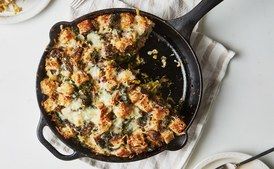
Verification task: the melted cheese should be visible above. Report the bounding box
[134,15,150,36]
[112,29,119,37]
[77,34,85,40]
[60,99,100,127]
[128,107,142,132]
[88,65,100,80]
[128,119,139,132]
[99,89,112,106]
[129,106,142,119]
[67,39,78,48]
[113,117,123,134]
[60,108,84,127]
[87,32,103,49]
[117,69,135,86]
[82,107,101,125]
[69,99,82,110]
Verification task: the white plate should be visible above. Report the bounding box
[0,0,51,24]
[193,152,270,169]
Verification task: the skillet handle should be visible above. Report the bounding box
[168,0,223,41]
[166,133,188,151]
[37,117,82,161]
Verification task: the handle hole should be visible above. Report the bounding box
[42,126,74,155]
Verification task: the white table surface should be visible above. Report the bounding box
[0,0,273,169]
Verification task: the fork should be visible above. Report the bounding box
[70,0,85,9]
[215,147,274,169]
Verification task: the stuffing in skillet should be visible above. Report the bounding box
[40,12,186,158]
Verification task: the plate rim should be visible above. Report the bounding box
[0,0,51,24]
[193,152,270,169]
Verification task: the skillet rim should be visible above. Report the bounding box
[36,8,203,162]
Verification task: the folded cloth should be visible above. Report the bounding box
[47,0,235,169]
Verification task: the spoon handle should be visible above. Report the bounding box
[236,147,274,167]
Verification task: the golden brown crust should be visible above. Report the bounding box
[112,37,134,53]
[169,117,187,135]
[71,70,89,86]
[77,20,93,34]
[160,130,175,144]
[58,125,76,139]
[113,102,132,118]
[45,57,60,71]
[109,136,124,149]
[43,97,58,112]
[151,106,169,120]
[128,130,147,154]
[57,82,74,95]
[97,14,112,33]
[58,94,72,106]
[120,13,135,30]
[128,88,143,103]
[40,78,58,96]
[117,69,135,86]
[59,28,75,45]
[114,147,132,157]
[82,47,94,64]
[135,95,153,113]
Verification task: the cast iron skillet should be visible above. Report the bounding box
[36,0,223,162]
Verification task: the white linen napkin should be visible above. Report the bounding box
[46,0,235,169]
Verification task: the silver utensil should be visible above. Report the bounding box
[215,147,274,169]
[70,0,85,9]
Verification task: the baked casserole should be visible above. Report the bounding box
[40,12,186,158]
